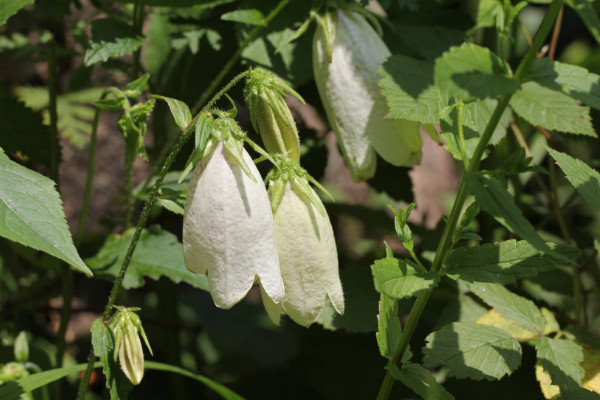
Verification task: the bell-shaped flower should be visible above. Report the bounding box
[109,306,152,386]
[313,8,422,181]
[244,67,304,161]
[262,156,344,327]
[183,115,284,309]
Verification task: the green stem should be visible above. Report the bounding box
[47,40,59,185]
[132,0,146,78]
[124,144,135,229]
[376,2,563,398]
[140,0,290,196]
[76,71,250,400]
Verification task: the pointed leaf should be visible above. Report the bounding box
[371,256,439,299]
[0,157,91,275]
[84,18,144,66]
[0,0,34,26]
[221,9,265,26]
[387,363,455,400]
[376,294,403,359]
[423,322,522,380]
[155,95,192,130]
[537,337,584,392]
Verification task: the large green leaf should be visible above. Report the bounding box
[0,0,34,26]
[445,240,580,283]
[84,18,144,66]
[423,322,522,380]
[529,58,600,111]
[387,363,455,400]
[371,256,439,299]
[509,82,596,136]
[469,282,545,334]
[376,294,403,360]
[0,157,91,276]
[537,337,584,392]
[86,226,208,290]
[466,173,551,253]
[434,43,519,101]
[547,148,600,213]
[378,55,448,124]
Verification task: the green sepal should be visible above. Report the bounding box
[268,177,287,213]
[223,135,256,182]
[275,14,315,54]
[179,113,214,183]
[315,11,336,63]
[345,3,386,37]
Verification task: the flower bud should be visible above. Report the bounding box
[183,137,284,309]
[0,362,28,385]
[109,307,152,386]
[313,9,422,181]
[244,68,303,161]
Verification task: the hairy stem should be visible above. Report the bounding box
[376,1,563,398]
[77,71,250,400]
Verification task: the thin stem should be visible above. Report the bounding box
[456,101,469,169]
[376,2,563,398]
[124,145,135,229]
[77,71,250,400]
[549,5,564,61]
[47,40,59,185]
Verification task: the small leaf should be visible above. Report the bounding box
[466,173,551,254]
[423,322,522,380]
[13,332,28,363]
[509,81,596,136]
[378,55,448,124]
[95,97,125,111]
[371,256,439,299]
[221,9,266,26]
[547,148,600,213]
[84,18,145,66]
[376,294,403,359]
[0,0,34,26]
[86,227,208,290]
[434,43,519,101]
[537,337,584,392]
[469,282,545,334]
[0,157,92,276]
[387,363,455,400]
[445,240,580,283]
[155,95,192,130]
[123,74,150,98]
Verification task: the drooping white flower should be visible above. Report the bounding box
[263,175,344,327]
[183,141,284,309]
[313,8,422,181]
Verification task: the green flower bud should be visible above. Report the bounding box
[244,68,304,161]
[0,362,28,385]
[109,306,152,386]
[14,331,29,364]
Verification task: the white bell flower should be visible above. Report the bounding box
[183,141,284,309]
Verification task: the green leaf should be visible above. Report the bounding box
[376,294,403,360]
[466,173,551,253]
[423,322,522,380]
[445,240,580,283]
[84,18,144,66]
[559,389,600,400]
[537,337,584,392]
[387,363,455,400]
[394,24,465,60]
[0,90,51,163]
[468,282,545,334]
[91,319,133,399]
[547,148,600,213]
[566,0,600,45]
[0,0,34,26]
[155,95,192,130]
[509,81,596,136]
[529,58,600,111]
[86,227,208,290]
[434,43,519,101]
[221,9,266,26]
[0,157,92,276]
[371,256,440,299]
[378,55,448,124]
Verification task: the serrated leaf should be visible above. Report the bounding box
[469,282,545,334]
[376,294,402,359]
[84,18,144,66]
[0,90,51,163]
[0,0,34,26]
[0,157,92,276]
[387,363,455,400]
[566,0,600,45]
[221,9,265,26]
[86,227,208,290]
[582,346,600,394]
[155,95,191,130]
[434,43,519,101]
[537,337,584,392]
[477,309,538,341]
[371,256,439,299]
[466,173,551,253]
[378,55,448,124]
[529,58,600,111]
[547,148,600,213]
[537,363,561,399]
[423,322,522,380]
[509,81,596,136]
[445,240,580,283]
